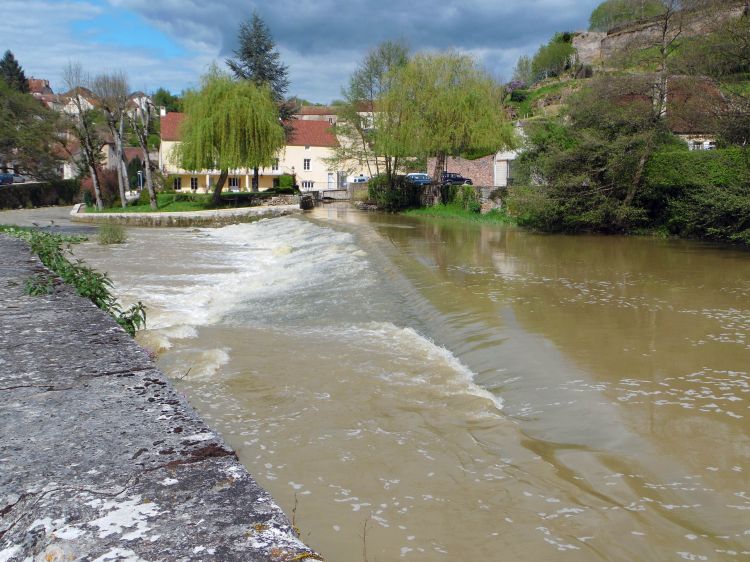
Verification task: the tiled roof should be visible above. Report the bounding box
[297,105,337,116]
[161,113,338,147]
[287,119,338,147]
[123,147,143,163]
[160,112,185,141]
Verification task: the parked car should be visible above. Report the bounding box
[0,173,13,186]
[351,174,370,184]
[405,173,432,186]
[12,174,26,183]
[441,172,473,185]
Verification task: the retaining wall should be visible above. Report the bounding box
[0,234,320,561]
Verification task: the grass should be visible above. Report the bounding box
[98,222,127,245]
[87,193,209,213]
[508,80,577,119]
[0,225,146,336]
[403,204,516,225]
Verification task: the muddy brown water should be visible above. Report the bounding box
[65,205,750,561]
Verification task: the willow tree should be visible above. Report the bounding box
[381,52,515,192]
[175,69,285,205]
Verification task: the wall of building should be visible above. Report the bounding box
[427,155,495,186]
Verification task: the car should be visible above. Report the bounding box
[12,174,26,183]
[405,173,432,186]
[0,173,13,186]
[441,172,473,186]
[351,174,370,184]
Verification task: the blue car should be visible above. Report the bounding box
[406,173,432,186]
[0,173,14,186]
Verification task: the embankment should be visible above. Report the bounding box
[0,234,320,561]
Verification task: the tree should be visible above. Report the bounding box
[152,87,181,113]
[324,41,409,181]
[174,68,286,206]
[92,72,130,207]
[226,12,293,191]
[0,80,62,178]
[0,50,29,93]
[512,55,534,86]
[382,52,515,193]
[130,95,158,209]
[62,63,105,210]
[126,155,143,189]
[531,34,576,81]
[589,0,666,32]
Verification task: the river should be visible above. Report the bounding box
[62,205,750,561]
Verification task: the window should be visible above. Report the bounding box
[272,159,279,171]
[301,180,314,189]
[328,118,333,124]
[190,177,198,190]
[229,177,240,188]
[173,177,182,190]
[303,158,311,171]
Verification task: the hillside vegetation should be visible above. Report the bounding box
[506,0,750,244]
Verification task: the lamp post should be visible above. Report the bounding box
[137,170,143,191]
[291,166,297,191]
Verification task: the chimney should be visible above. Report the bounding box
[159,106,167,117]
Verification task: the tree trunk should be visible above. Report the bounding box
[432,151,447,205]
[143,153,157,210]
[212,170,229,206]
[89,163,104,211]
[117,118,129,205]
[253,167,259,192]
[624,145,651,208]
[114,134,127,208]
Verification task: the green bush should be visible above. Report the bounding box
[454,184,481,213]
[0,179,80,210]
[368,175,423,211]
[278,174,294,188]
[98,223,127,245]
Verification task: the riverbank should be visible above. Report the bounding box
[403,203,515,224]
[0,234,319,561]
[70,203,303,227]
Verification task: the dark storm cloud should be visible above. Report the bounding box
[110,0,601,101]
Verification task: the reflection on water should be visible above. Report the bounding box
[73,207,750,561]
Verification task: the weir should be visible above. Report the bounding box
[0,234,319,561]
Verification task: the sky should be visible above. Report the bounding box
[5,0,601,103]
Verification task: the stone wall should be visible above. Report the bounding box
[0,234,319,561]
[427,155,494,186]
[574,3,746,66]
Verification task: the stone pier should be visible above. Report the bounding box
[0,235,320,561]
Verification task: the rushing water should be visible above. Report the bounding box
[70,206,750,561]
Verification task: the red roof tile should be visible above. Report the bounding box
[287,119,338,147]
[160,113,338,147]
[160,112,185,142]
[297,105,337,116]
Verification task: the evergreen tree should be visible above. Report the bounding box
[0,50,29,93]
[226,12,293,190]
[152,87,181,113]
[226,12,289,102]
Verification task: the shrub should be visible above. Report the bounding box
[454,184,481,212]
[0,179,80,210]
[81,170,121,208]
[278,174,294,188]
[510,89,529,103]
[368,175,423,211]
[98,222,127,245]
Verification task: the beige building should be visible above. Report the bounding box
[159,112,349,192]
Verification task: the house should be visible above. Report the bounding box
[295,105,338,125]
[159,113,354,192]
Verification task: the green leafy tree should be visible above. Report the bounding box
[127,155,143,189]
[152,87,181,113]
[382,52,515,194]
[324,41,410,181]
[512,55,534,86]
[226,12,294,191]
[174,68,285,205]
[531,34,576,81]
[0,80,62,178]
[589,0,666,32]
[0,50,29,93]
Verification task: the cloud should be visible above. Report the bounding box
[6,0,601,101]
